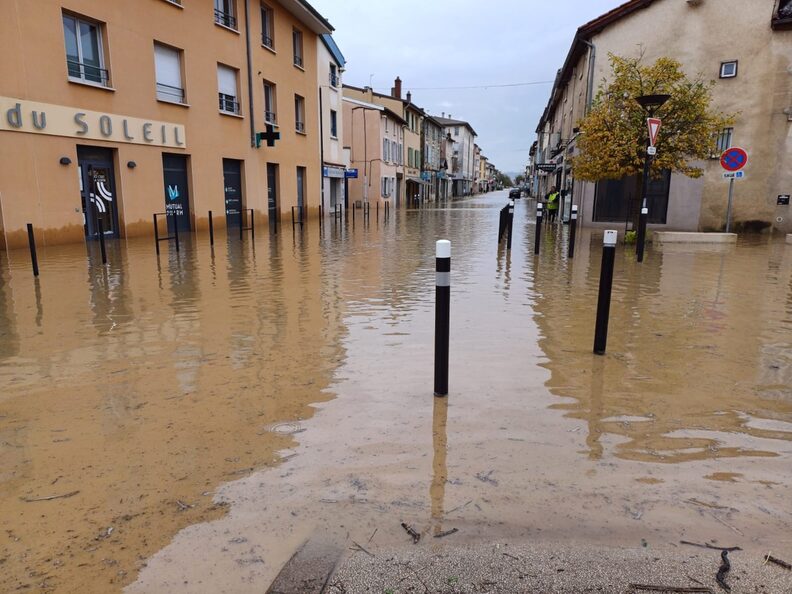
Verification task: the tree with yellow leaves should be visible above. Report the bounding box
[571,54,734,184]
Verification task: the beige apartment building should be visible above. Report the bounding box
[342,96,405,208]
[0,0,333,250]
[534,0,792,233]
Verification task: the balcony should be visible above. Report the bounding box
[214,8,237,30]
[295,121,305,133]
[156,82,185,103]
[264,111,277,126]
[262,34,274,48]
[329,72,339,87]
[67,60,110,87]
[293,54,303,68]
[218,93,240,115]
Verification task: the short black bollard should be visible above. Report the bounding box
[26,223,39,277]
[498,204,508,243]
[534,203,543,255]
[376,201,379,222]
[153,214,160,255]
[240,209,245,241]
[434,240,451,397]
[568,205,578,259]
[208,210,214,246]
[636,205,648,263]
[97,218,107,265]
[506,199,515,251]
[250,210,255,240]
[593,230,618,355]
[173,216,180,253]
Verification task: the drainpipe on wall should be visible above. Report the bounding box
[581,39,596,114]
[244,0,256,147]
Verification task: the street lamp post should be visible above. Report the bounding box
[634,94,670,263]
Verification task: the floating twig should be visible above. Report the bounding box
[350,540,374,557]
[708,512,743,536]
[679,541,742,552]
[764,554,791,570]
[175,500,194,511]
[367,528,378,544]
[475,470,499,486]
[21,490,80,502]
[630,585,713,593]
[433,527,458,539]
[401,522,420,544]
[716,550,731,592]
[446,500,472,515]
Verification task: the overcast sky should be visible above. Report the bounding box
[310,0,626,175]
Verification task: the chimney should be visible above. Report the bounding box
[406,91,412,104]
[448,114,452,119]
[441,112,445,118]
[393,76,402,99]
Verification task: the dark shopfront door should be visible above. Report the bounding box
[223,159,243,229]
[77,146,119,240]
[267,163,278,226]
[162,154,191,233]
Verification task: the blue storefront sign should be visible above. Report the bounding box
[344,168,359,179]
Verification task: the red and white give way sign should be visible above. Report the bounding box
[647,118,661,147]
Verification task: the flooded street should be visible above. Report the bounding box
[1,191,791,592]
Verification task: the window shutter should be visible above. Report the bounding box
[155,44,181,88]
[217,65,237,96]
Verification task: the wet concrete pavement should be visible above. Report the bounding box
[1,191,790,592]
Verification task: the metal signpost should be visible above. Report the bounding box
[637,117,661,263]
[720,147,748,233]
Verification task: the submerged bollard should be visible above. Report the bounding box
[534,203,543,255]
[593,230,618,355]
[173,216,180,253]
[208,210,214,246]
[26,223,39,277]
[568,205,578,259]
[434,240,451,397]
[153,214,160,255]
[506,199,515,250]
[97,218,107,265]
[636,206,648,263]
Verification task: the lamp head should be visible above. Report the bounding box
[635,94,671,112]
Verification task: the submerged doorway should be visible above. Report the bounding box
[77,146,120,240]
[162,154,191,233]
[267,162,279,227]
[223,158,244,229]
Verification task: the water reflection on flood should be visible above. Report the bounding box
[1,193,791,593]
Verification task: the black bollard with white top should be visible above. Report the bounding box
[434,240,451,397]
[506,199,515,250]
[568,205,578,259]
[593,230,618,355]
[636,205,648,263]
[534,203,543,255]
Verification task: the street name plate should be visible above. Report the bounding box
[723,171,745,180]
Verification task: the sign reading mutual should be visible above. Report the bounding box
[778,195,791,206]
[535,163,556,173]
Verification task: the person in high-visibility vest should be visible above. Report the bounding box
[546,186,560,223]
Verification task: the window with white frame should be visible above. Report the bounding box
[720,60,738,79]
[263,80,277,124]
[711,127,733,158]
[215,0,237,29]
[294,94,305,132]
[62,13,109,86]
[154,43,185,103]
[261,4,274,48]
[292,29,303,68]
[217,64,240,114]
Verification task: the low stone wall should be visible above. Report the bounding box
[654,232,738,244]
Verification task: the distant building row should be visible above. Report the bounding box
[0,0,497,250]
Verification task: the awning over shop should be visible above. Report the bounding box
[407,176,430,185]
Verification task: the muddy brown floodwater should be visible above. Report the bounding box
[1,191,791,593]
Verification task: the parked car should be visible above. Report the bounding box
[509,188,522,199]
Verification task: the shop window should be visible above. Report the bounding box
[154,42,185,103]
[62,12,110,86]
[719,60,738,79]
[217,64,240,114]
